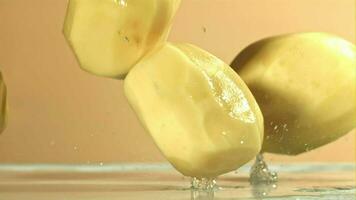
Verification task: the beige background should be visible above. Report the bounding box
[0,0,354,164]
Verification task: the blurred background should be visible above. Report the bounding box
[0,0,354,164]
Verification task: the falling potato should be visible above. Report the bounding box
[231,32,356,155]
[62,0,265,178]
[125,43,264,178]
[63,0,181,78]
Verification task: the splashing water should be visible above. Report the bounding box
[190,177,217,200]
[249,154,278,185]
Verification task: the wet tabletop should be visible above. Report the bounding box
[0,163,354,200]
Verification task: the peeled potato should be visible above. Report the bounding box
[231,32,356,155]
[125,43,264,178]
[0,71,6,133]
[63,0,180,78]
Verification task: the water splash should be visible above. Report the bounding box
[251,182,278,198]
[190,177,217,200]
[249,154,278,185]
[249,154,278,198]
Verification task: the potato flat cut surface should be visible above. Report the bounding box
[64,0,180,78]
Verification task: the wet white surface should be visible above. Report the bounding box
[0,163,354,200]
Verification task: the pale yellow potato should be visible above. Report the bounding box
[125,43,263,178]
[231,32,356,155]
[0,71,6,133]
[64,0,180,78]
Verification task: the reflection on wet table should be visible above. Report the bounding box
[0,163,354,200]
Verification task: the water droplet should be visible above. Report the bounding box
[49,140,56,146]
[240,140,244,144]
[304,143,311,151]
[115,0,127,7]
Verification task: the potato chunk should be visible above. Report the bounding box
[125,43,263,178]
[64,0,180,78]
